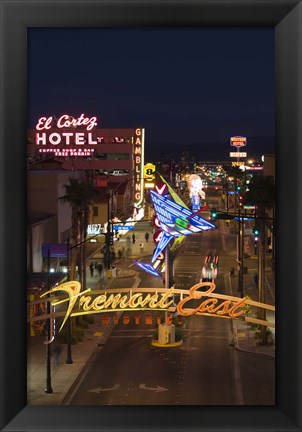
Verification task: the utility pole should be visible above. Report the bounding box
[240,210,245,298]
[105,188,111,270]
[258,216,267,344]
[237,208,244,298]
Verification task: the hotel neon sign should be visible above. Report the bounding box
[39,281,275,331]
[35,114,98,147]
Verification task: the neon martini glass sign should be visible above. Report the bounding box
[133,190,216,277]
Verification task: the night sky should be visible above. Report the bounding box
[28,28,275,161]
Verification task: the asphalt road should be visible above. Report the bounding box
[66,192,274,406]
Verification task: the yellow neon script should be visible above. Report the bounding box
[41,281,249,331]
[176,283,246,318]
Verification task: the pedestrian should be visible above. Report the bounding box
[89,262,94,277]
[230,267,235,277]
[132,233,136,244]
[145,232,149,242]
[52,340,62,366]
[118,250,122,259]
[97,263,103,276]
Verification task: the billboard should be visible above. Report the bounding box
[230,136,247,147]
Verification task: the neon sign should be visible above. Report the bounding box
[230,152,247,157]
[155,183,168,196]
[38,148,95,156]
[230,136,247,147]
[87,224,103,235]
[187,174,204,212]
[36,114,97,131]
[133,190,216,277]
[133,128,145,208]
[144,163,156,182]
[39,281,275,331]
[35,114,98,148]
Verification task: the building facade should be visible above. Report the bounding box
[27,121,145,216]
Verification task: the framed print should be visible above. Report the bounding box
[1,0,301,431]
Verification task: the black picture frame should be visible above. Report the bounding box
[1,0,301,431]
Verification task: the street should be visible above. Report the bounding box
[65,218,275,405]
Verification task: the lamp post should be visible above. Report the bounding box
[236,208,244,298]
[105,187,111,270]
[65,238,73,364]
[44,249,53,393]
[257,215,267,344]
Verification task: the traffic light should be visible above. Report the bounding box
[237,185,241,191]
[106,231,114,246]
[253,227,260,236]
[211,208,217,219]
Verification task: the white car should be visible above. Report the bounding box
[112,170,126,176]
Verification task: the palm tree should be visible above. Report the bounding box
[59,178,98,287]
[78,181,99,292]
[244,174,275,344]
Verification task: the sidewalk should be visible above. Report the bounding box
[219,219,275,357]
[27,266,141,405]
[227,268,275,358]
[112,221,156,261]
[27,221,156,406]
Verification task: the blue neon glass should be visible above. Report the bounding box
[133,190,216,278]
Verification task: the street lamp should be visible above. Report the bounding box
[65,238,73,364]
[105,187,112,270]
[44,249,53,393]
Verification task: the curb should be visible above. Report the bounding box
[226,273,275,358]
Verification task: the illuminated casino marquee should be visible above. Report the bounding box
[39,281,275,331]
[133,128,145,208]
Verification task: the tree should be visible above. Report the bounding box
[244,175,275,211]
[244,174,275,344]
[59,178,98,287]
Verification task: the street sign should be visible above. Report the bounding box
[113,225,134,231]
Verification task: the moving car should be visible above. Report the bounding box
[201,250,218,282]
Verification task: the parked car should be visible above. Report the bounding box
[112,170,126,176]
